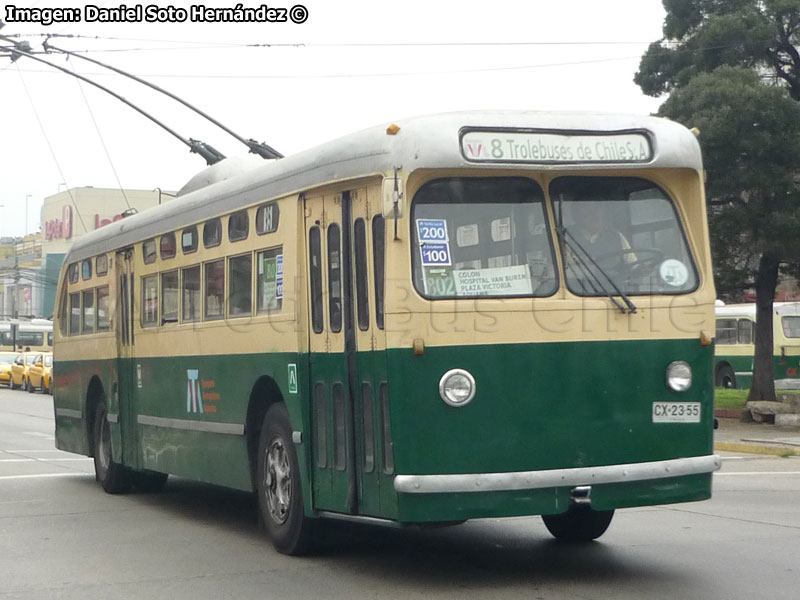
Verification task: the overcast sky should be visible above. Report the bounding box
[0,0,668,239]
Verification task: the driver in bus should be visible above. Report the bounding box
[570,200,636,271]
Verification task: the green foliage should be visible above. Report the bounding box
[714,387,749,409]
[658,67,800,294]
[636,0,800,99]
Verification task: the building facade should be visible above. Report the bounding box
[0,187,171,319]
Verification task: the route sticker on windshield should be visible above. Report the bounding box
[417,219,452,267]
[659,259,689,287]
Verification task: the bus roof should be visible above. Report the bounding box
[64,110,703,264]
[715,302,800,318]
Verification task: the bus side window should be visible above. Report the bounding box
[161,271,179,324]
[82,289,95,334]
[372,215,385,330]
[228,254,252,316]
[97,286,110,332]
[203,219,222,248]
[716,319,737,344]
[309,226,324,334]
[256,248,283,313]
[142,275,158,327]
[228,210,249,242]
[182,265,201,322]
[737,319,753,345]
[69,293,81,335]
[354,218,369,331]
[143,239,157,265]
[204,260,225,320]
[327,224,342,332]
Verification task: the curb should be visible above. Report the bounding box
[714,441,800,457]
[714,408,745,419]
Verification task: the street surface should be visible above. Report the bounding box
[1,388,799,600]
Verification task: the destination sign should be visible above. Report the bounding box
[461,130,652,164]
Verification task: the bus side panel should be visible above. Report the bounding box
[53,355,116,456]
[133,351,300,492]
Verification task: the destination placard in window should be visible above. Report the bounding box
[461,130,652,164]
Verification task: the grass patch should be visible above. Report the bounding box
[714,387,749,410]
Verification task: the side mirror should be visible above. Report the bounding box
[35,362,43,368]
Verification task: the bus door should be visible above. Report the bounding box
[114,248,138,467]
[305,189,389,517]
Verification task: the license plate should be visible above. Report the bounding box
[652,402,701,423]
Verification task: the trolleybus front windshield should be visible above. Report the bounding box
[551,176,698,296]
[411,177,557,298]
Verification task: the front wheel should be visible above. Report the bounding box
[256,403,315,555]
[93,401,132,494]
[542,506,614,541]
[27,378,34,393]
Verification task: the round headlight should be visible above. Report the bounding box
[666,361,692,392]
[438,369,476,407]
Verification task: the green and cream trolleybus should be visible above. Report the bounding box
[53,111,720,554]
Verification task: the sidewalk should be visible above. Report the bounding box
[714,413,800,456]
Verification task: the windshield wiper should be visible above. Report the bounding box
[556,225,638,314]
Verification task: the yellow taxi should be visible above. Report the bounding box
[28,352,53,395]
[0,352,17,387]
[10,352,39,391]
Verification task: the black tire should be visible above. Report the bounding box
[21,377,28,392]
[131,470,169,493]
[27,378,34,393]
[716,365,736,389]
[10,377,18,390]
[92,401,132,494]
[542,506,614,541]
[256,403,315,555]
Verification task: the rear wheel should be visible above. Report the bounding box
[716,365,736,388]
[256,403,315,555]
[26,378,34,393]
[93,401,131,494]
[542,506,614,541]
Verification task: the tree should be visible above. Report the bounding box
[636,1,800,403]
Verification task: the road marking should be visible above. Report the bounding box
[0,473,89,481]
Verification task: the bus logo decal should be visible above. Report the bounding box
[187,369,204,414]
[288,364,298,394]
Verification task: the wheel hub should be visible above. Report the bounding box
[264,437,291,525]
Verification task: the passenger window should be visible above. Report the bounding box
[82,259,92,280]
[96,254,108,276]
[738,319,753,345]
[182,226,198,254]
[309,227,323,333]
[327,224,342,333]
[716,319,737,345]
[69,293,80,335]
[256,248,283,313]
[68,263,79,284]
[204,260,225,320]
[354,218,369,331]
[160,233,177,260]
[228,254,252,316]
[143,239,157,265]
[82,289,95,334]
[182,265,201,322]
[96,286,110,332]
[372,215,385,330]
[256,202,280,235]
[141,275,158,327]
[203,218,222,248]
[161,270,179,324]
[228,210,249,242]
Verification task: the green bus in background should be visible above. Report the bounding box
[52,111,720,555]
[714,302,800,389]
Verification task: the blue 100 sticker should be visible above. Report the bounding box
[420,242,451,266]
